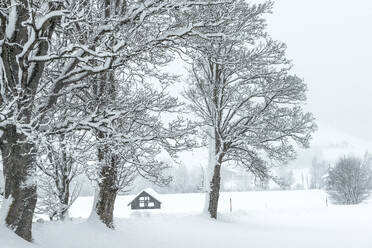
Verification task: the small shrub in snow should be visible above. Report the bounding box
[326,155,372,205]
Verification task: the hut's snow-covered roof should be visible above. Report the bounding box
[128,188,162,205]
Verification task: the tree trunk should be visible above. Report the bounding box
[206,127,225,219]
[94,141,118,228]
[93,68,118,227]
[0,1,57,241]
[203,127,216,213]
[0,125,37,242]
[57,179,70,221]
[207,157,222,219]
[95,180,117,228]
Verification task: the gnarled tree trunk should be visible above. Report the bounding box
[94,133,118,228]
[1,125,37,242]
[95,175,118,228]
[0,1,58,241]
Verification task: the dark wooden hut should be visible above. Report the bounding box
[128,188,162,210]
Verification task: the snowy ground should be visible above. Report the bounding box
[2,190,372,248]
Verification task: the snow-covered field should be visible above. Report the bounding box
[2,190,372,248]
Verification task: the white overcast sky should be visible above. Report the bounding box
[178,0,372,170]
[265,0,372,165]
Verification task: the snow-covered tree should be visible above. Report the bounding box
[326,154,372,205]
[169,163,204,193]
[88,84,190,227]
[184,1,316,218]
[82,67,195,228]
[309,157,328,189]
[0,0,229,240]
[276,169,295,190]
[35,131,90,221]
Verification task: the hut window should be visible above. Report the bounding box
[148,202,154,207]
[139,196,150,208]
